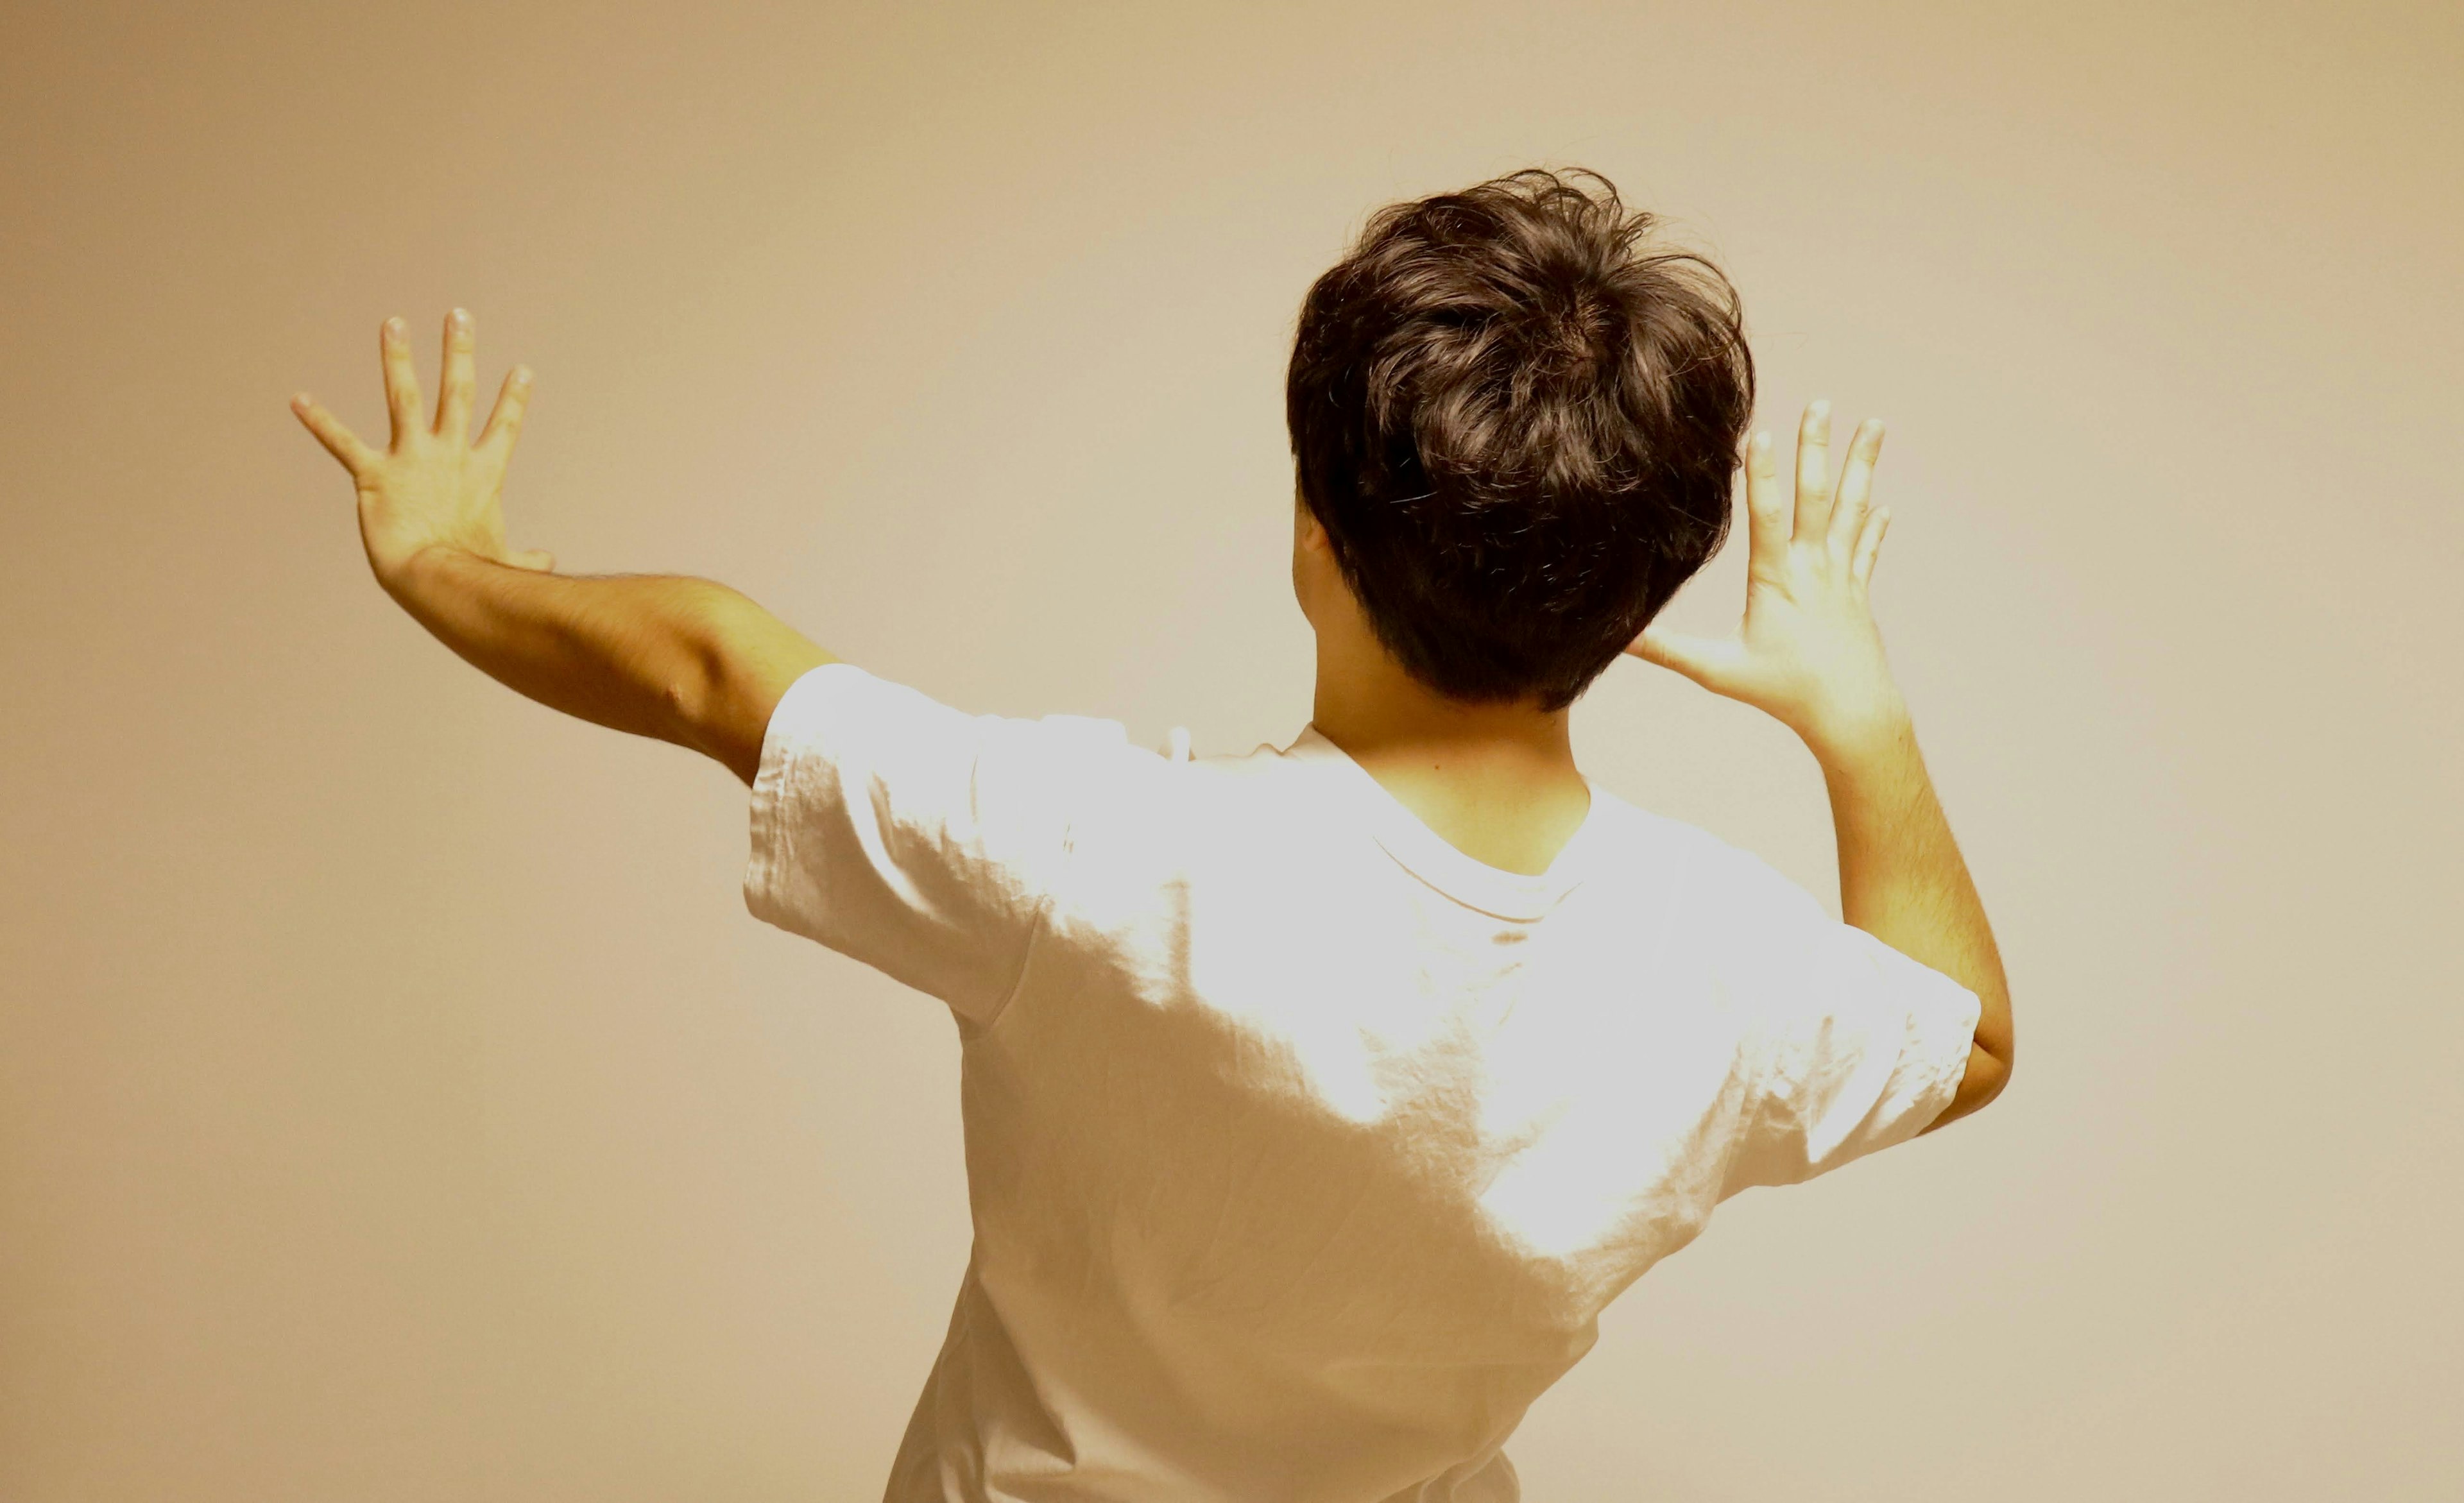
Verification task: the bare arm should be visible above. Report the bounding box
[291,309,834,789]
[1627,402,2013,1133]
[1817,716,2012,1132]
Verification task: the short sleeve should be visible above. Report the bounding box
[742,663,1129,1027]
[1706,843,1984,1195]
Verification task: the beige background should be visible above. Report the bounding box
[4,0,2458,1497]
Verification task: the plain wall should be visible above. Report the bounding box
[3,0,2458,1497]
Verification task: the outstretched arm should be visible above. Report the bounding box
[1627,402,2013,1134]
[291,309,833,788]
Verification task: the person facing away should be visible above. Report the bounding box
[291,166,2015,1502]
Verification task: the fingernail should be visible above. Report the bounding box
[1750,430,1770,450]
[1811,398,1831,417]
[384,316,404,336]
[450,307,470,327]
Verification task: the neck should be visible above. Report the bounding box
[1310,645,1577,777]
[1306,630,1593,876]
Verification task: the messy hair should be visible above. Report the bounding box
[1286,167,1754,710]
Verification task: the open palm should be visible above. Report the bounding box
[290,309,553,591]
[1626,400,1909,759]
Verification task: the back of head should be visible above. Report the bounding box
[1286,167,1754,712]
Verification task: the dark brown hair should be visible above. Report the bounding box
[1286,167,1754,711]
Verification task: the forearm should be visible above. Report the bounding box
[1814,714,2015,1091]
[384,547,733,759]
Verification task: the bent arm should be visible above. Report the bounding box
[1630,404,2013,1136]
[387,547,834,788]
[1815,713,2013,1133]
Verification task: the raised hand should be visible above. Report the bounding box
[291,309,554,592]
[1625,400,1910,761]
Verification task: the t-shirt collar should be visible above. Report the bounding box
[1282,724,1600,921]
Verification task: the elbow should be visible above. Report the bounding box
[1974,1041,2014,1112]
[1972,987,2016,1110]
[1926,985,2013,1136]
[1921,1037,2012,1137]
[1974,973,2015,1080]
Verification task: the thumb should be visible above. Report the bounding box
[1625,623,1746,689]
[509,548,556,572]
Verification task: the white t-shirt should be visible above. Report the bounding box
[744,663,1981,1503]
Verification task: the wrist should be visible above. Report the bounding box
[1797,692,1916,774]
[380,541,488,602]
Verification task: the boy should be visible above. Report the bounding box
[292,167,2013,1502]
